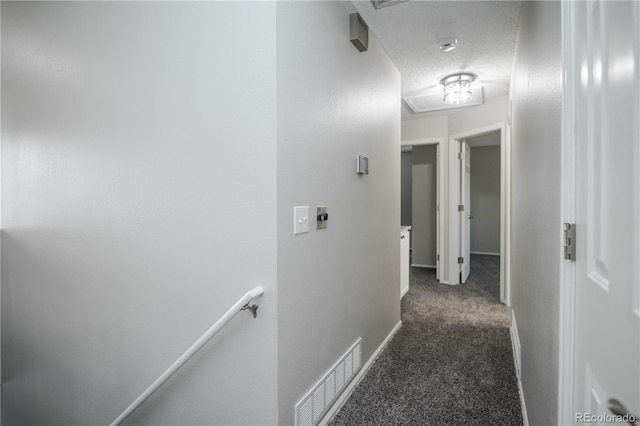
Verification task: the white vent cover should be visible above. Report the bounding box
[294,338,362,426]
[404,86,485,114]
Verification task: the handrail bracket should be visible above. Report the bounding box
[241,303,259,318]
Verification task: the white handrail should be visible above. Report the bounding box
[111,286,265,426]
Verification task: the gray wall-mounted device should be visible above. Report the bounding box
[357,155,369,174]
[350,13,369,52]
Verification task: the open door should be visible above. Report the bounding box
[569,0,639,420]
[460,141,471,283]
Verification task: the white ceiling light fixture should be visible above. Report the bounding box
[440,72,477,104]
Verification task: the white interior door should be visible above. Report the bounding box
[460,141,471,283]
[572,0,640,422]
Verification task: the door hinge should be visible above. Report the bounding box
[564,223,576,261]
[458,204,465,212]
[458,257,464,264]
[458,152,464,160]
[437,254,440,261]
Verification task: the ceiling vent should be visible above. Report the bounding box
[371,0,409,10]
[404,87,485,114]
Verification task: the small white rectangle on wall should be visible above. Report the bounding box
[294,338,362,426]
[356,155,369,174]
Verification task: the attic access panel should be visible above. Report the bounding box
[371,0,409,10]
[404,87,485,114]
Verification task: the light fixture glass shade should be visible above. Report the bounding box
[440,73,477,104]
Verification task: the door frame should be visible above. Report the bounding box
[401,137,444,282]
[449,122,510,304]
[558,1,577,423]
[460,140,471,284]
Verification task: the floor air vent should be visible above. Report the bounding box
[295,338,362,426]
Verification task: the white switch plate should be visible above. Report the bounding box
[294,206,309,235]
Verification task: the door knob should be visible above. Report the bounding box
[608,398,639,425]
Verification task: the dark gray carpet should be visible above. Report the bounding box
[330,255,523,426]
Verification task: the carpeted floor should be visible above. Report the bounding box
[329,255,523,426]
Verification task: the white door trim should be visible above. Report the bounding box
[401,138,445,283]
[558,1,577,423]
[449,123,510,305]
[461,140,471,283]
[558,2,578,425]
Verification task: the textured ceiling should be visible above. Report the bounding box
[352,0,522,120]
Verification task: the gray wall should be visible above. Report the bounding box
[411,145,437,267]
[2,2,279,425]
[448,97,508,135]
[2,2,402,425]
[470,145,501,254]
[401,151,412,227]
[510,1,562,424]
[2,2,402,424]
[276,2,401,424]
[402,97,508,284]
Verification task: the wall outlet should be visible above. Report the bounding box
[317,206,328,229]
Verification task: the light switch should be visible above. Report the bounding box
[294,206,309,235]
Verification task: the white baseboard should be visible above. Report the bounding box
[318,320,402,426]
[410,264,436,269]
[401,287,409,298]
[510,310,529,426]
[470,251,500,256]
[517,376,529,426]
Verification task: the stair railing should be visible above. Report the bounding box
[111,286,264,425]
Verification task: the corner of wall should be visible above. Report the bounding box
[509,1,562,424]
[276,2,401,424]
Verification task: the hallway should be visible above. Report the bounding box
[330,255,522,425]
